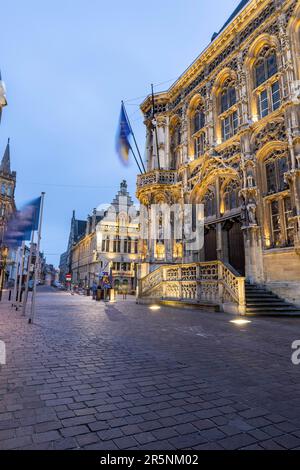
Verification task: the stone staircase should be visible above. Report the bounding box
[245,284,300,317]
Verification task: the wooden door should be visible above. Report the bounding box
[227,220,245,275]
[204,225,217,261]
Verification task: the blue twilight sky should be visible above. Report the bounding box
[1,0,241,266]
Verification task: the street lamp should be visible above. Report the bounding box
[0,245,9,301]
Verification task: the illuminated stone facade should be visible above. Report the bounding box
[137,0,300,306]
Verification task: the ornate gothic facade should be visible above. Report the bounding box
[137,0,300,308]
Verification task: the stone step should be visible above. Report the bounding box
[246,305,300,312]
[246,301,291,307]
[245,310,300,317]
[246,295,280,300]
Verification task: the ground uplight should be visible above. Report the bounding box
[230,318,252,325]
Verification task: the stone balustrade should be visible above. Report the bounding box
[138,261,246,314]
[137,170,177,189]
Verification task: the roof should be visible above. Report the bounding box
[211,0,250,41]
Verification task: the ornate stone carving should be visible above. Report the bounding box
[253,121,287,152]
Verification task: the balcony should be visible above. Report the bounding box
[137,170,177,189]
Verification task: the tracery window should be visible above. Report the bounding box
[264,150,294,248]
[221,83,236,113]
[254,47,281,118]
[194,133,205,158]
[219,78,238,142]
[255,48,278,87]
[203,187,216,218]
[193,103,205,133]
[223,180,241,212]
[264,151,289,195]
[1,183,6,195]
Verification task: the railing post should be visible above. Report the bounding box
[162,266,167,299]
[178,266,182,300]
[217,262,224,306]
[137,278,142,300]
[238,278,246,315]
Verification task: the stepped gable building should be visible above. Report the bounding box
[71,181,140,292]
[136,0,300,312]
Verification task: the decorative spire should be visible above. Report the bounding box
[0,138,11,174]
[120,179,128,194]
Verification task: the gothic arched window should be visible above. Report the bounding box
[193,103,205,133]
[203,188,216,218]
[219,78,238,142]
[263,150,294,249]
[221,83,236,113]
[255,48,278,87]
[264,150,289,195]
[223,180,241,212]
[254,47,281,118]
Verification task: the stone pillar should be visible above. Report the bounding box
[145,123,153,171]
[240,186,264,284]
[157,117,167,169]
[215,177,222,261]
[237,51,249,127]
[181,104,189,164]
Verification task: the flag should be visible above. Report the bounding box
[4,197,41,248]
[116,103,132,165]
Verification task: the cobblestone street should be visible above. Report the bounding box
[1,287,300,450]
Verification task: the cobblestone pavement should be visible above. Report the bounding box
[1,287,300,450]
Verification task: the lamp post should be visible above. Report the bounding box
[0,245,9,301]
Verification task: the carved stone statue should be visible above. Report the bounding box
[246,200,257,225]
[247,172,255,188]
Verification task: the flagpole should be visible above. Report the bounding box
[122,102,146,174]
[16,241,25,311]
[151,84,161,170]
[129,143,143,174]
[28,192,45,325]
[22,229,35,317]
[11,247,20,307]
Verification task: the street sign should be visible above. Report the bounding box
[66,274,72,282]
